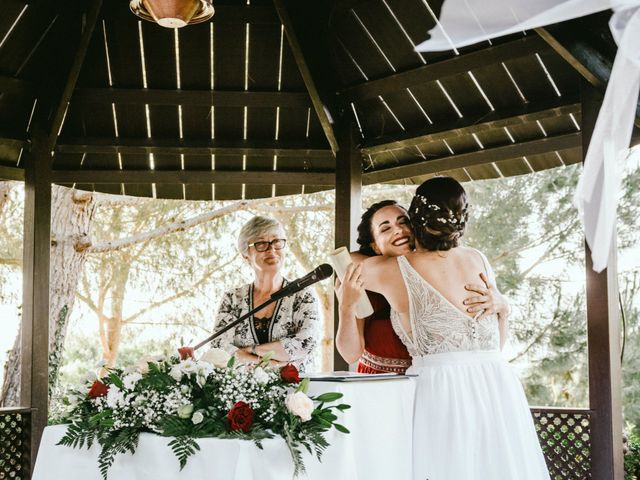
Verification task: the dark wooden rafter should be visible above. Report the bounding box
[0,75,35,97]
[0,136,29,149]
[47,0,103,150]
[0,165,25,181]
[339,35,550,104]
[273,0,339,155]
[536,20,640,126]
[363,132,581,184]
[55,138,333,158]
[361,96,580,155]
[50,169,333,185]
[210,4,279,24]
[71,88,311,108]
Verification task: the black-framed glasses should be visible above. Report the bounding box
[248,238,287,252]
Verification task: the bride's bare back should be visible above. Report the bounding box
[362,246,487,337]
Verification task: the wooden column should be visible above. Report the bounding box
[581,80,624,479]
[333,123,362,371]
[21,128,52,467]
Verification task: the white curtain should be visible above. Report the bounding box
[417,0,640,272]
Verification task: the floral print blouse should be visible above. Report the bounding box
[211,280,320,372]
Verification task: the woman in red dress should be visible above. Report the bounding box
[335,200,508,374]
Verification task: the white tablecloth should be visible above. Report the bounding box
[32,378,416,480]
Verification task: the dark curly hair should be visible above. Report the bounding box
[409,177,469,251]
[356,200,407,257]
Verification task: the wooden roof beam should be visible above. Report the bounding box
[339,35,550,104]
[0,76,35,98]
[55,138,334,159]
[0,165,25,181]
[47,0,103,150]
[273,0,339,155]
[71,88,311,108]
[50,169,334,185]
[361,96,580,155]
[363,132,581,184]
[536,20,640,126]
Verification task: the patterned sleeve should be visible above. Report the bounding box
[280,289,320,362]
[211,290,240,355]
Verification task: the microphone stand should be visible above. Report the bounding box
[192,296,278,351]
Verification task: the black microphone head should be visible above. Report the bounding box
[316,263,334,280]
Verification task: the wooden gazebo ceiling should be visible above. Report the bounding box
[0,0,616,200]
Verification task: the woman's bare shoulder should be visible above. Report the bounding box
[349,251,368,262]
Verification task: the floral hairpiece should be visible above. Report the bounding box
[412,194,467,226]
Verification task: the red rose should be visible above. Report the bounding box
[178,346,194,360]
[227,401,254,432]
[88,380,109,399]
[280,364,300,383]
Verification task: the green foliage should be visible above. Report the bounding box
[57,355,349,478]
[167,436,200,470]
[626,428,640,480]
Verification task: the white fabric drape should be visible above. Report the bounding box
[417,0,640,272]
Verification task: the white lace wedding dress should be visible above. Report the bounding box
[391,255,550,480]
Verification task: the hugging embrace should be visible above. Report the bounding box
[336,177,550,480]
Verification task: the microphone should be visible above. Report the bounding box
[270,264,334,300]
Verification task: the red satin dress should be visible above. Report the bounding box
[356,291,412,374]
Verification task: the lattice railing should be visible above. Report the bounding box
[0,408,30,480]
[531,408,592,480]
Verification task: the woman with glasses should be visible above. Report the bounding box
[211,216,320,371]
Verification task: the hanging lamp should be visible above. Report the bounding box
[130,0,214,28]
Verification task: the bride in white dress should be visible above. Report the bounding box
[360,177,550,480]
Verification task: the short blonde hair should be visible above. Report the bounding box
[237,216,285,256]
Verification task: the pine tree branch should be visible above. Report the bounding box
[0,257,21,267]
[88,197,276,253]
[122,259,234,324]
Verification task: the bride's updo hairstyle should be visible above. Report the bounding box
[409,176,469,251]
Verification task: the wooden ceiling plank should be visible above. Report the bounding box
[55,137,333,159]
[363,132,581,184]
[273,0,338,155]
[51,169,334,185]
[70,88,311,108]
[47,0,103,150]
[0,75,34,97]
[339,35,550,104]
[361,96,580,155]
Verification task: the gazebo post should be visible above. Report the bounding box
[333,123,362,371]
[20,128,52,468]
[581,80,624,479]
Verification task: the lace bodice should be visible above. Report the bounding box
[390,256,500,357]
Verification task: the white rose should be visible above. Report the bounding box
[170,365,183,381]
[253,367,270,385]
[200,348,231,368]
[285,391,314,422]
[85,370,98,383]
[122,372,142,390]
[177,404,194,419]
[192,410,204,425]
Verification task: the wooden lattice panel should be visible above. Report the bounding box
[532,409,592,480]
[0,410,30,480]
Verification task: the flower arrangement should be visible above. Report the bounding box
[56,347,350,479]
